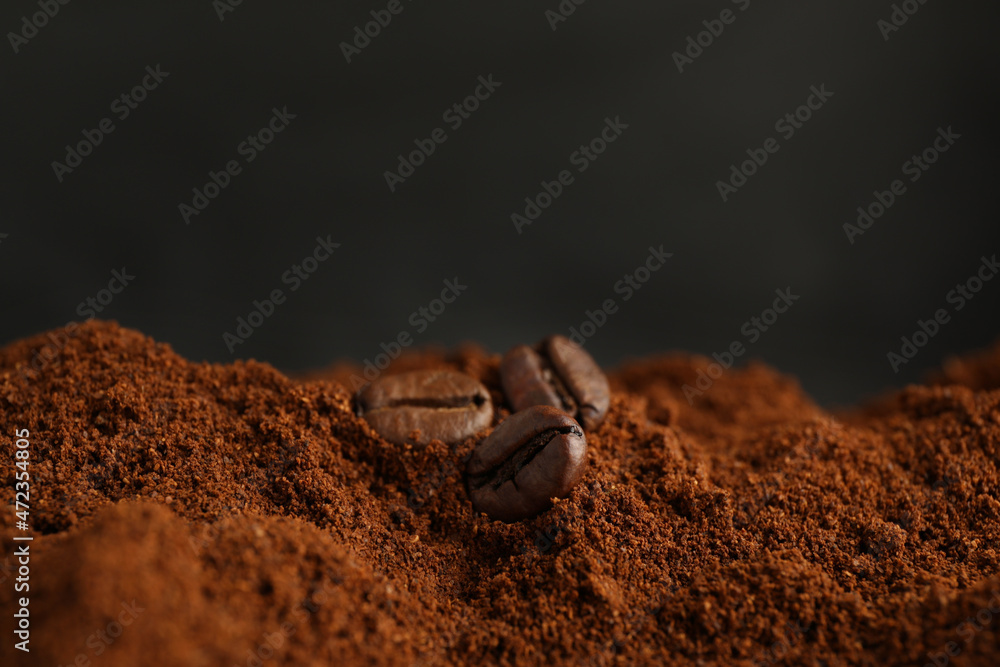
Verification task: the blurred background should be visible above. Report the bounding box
[1,0,998,406]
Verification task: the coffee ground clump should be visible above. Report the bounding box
[1,321,998,665]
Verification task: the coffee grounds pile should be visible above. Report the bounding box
[2,321,999,666]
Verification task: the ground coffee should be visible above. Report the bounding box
[1,322,998,665]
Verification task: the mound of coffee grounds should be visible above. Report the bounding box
[930,339,1000,391]
[1,321,998,666]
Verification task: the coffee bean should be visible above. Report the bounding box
[500,335,610,430]
[466,405,587,522]
[357,370,493,445]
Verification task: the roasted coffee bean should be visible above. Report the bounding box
[466,405,587,522]
[500,335,610,430]
[357,370,493,446]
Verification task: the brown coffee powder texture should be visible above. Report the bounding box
[1,321,999,666]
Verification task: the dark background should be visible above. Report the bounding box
[2,0,998,406]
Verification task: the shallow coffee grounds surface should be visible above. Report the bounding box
[1,322,999,666]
